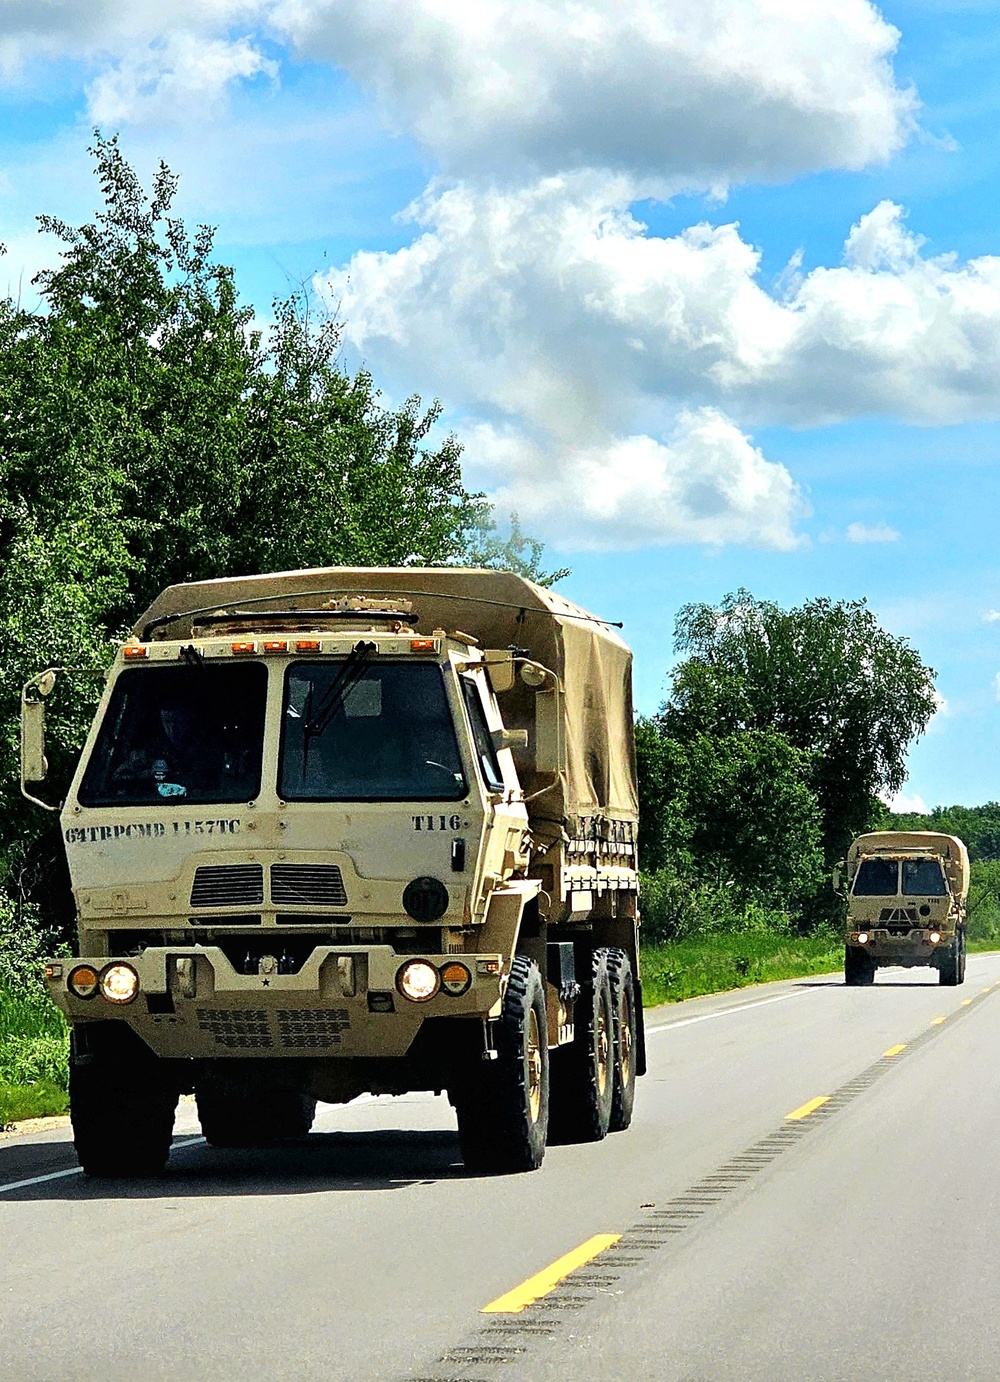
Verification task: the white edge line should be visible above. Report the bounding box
[0,1135,206,1196]
[646,986,823,1034]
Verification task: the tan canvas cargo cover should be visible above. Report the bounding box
[849,831,970,898]
[134,567,638,827]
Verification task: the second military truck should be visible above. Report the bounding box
[843,831,969,986]
[23,568,643,1176]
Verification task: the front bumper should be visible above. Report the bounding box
[846,928,956,964]
[46,945,503,1059]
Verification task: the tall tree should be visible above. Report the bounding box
[668,590,938,872]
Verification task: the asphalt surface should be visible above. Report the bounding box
[5,956,1000,1381]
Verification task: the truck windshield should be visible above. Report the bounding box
[279,662,466,801]
[852,858,899,895]
[78,664,267,807]
[901,858,948,896]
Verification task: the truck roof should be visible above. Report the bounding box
[133,566,638,827]
[849,831,970,895]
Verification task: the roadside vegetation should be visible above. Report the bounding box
[0,140,987,1114]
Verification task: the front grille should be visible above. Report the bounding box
[196,1008,272,1049]
[278,1008,350,1049]
[271,865,347,907]
[190,865,264,909]
[879,907,918,922]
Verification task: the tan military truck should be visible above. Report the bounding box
[841,831,969,987]
[21,568,643,1177]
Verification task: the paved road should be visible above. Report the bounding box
[5,956,1000,1381]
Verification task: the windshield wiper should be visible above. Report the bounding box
[304,642,377,739]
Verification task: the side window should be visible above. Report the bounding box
[461,679,504,792]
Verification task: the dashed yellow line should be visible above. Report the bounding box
[883,1044,907,1058]
[481,1234,622,1313]
[930,1016,947,1025]
[786,1095,830,1121]
[961,999,973,1007]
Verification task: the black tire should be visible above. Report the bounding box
[607,949,637,1133]
[454,956,549,1174]
[939,938,961,986]
[958,931,967,984]
[70,1027,178,1178]
[197,1086,317,1148]
[845,946,875,987]
[548,948,615,1144]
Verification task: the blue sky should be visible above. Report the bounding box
[2,0,1000,809]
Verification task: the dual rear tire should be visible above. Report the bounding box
[196,1087,317,1147]
[454,946,638,1174]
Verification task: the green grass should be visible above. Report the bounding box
[0,984,70,1127]
[640,930,843,1006]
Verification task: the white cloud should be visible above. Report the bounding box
[883,788,929,814]
[993,671,1000,702]
[274,0,915,189]
[846,521,899,543]
[984,610,1000,624]
[87,35,276,126]
[468,409,806,551]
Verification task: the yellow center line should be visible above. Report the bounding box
[930,1016,947,1025]
[786,1095,830,1121]
[481,1233,622,1314]
[961,999,973,1007]
[983,987,992,994]
[883,1044,907,1057]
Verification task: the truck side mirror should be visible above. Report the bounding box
[832,863,845,895]
[483,650,516,693]
[534,687,566,774]
[21,670,59,804]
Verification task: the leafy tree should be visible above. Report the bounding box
[637,717,823,907]
[669,590,937,872]
[0,134,562,928]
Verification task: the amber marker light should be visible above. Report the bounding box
[231,641,257,655]
[440,961,472,996]
[410,639,435,652]
[122,645,148,660]
[68,964,100,999]
[396,959,440,1002]
[263,640,288,654]
[295,639,322,653]
[476,958,502,975]
[100,962,139,1004]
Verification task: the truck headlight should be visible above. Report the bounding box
[396,959,440,1002]
[929,931,941,944]
[856,932,869,945]
[68,964,100,999]
[100,962,139,1004]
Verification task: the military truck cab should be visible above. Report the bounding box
[842,831,969,987]
[23,568,643,1177]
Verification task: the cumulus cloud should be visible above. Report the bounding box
[883,788,929,814]
[274,0,915,189]
[317,182,1000,545]
[87,34,276,125]
[468,409,806,551]
[984,610,1000,624]
[846,521,899,543]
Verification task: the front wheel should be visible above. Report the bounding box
[70,1026,178,1178]
[454,956,549,1174]
[845,945,875,987]
[939,935,963,987]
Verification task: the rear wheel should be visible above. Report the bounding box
[197,1086,317,1148]
[607,949,637,1133]
[958,931,967,984]
[70,1026,178,1178]
[548,948,615,1143]
[844,946,875,986]
[454,955,549,1174]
